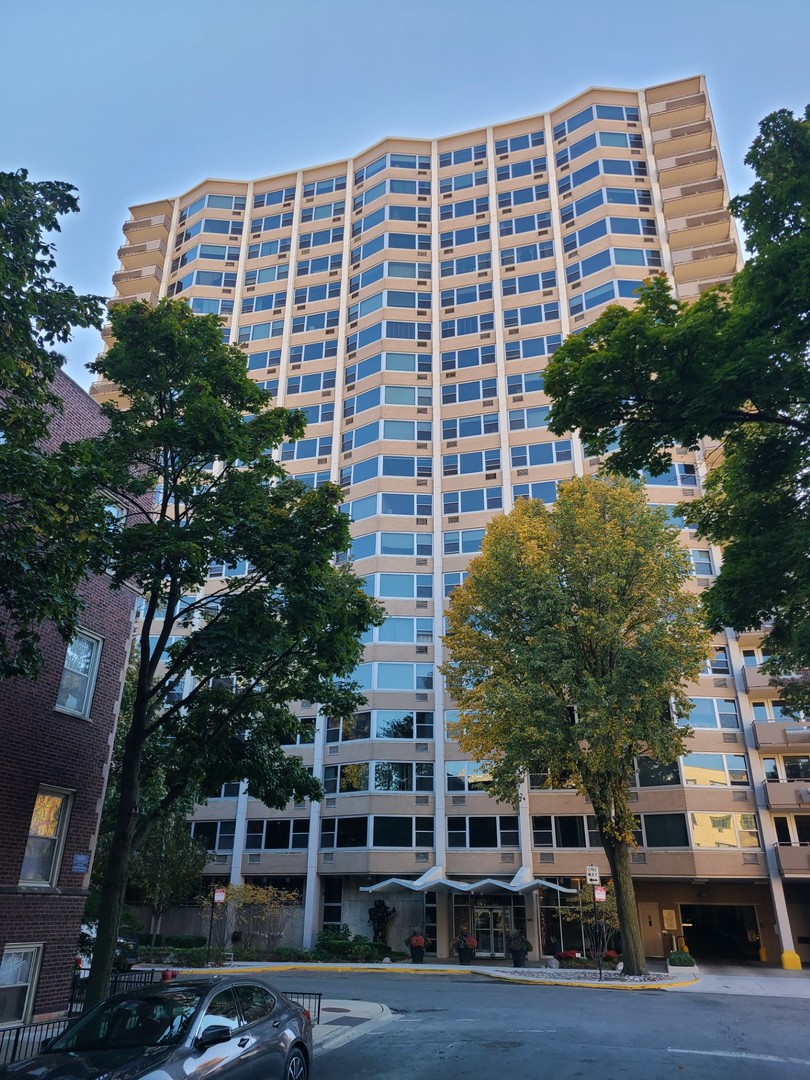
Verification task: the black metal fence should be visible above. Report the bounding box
[69,968,163,1015]
[0,1018,71,1066]
[284,991,322,1025]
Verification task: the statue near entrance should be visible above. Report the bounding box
[368,898,396,944]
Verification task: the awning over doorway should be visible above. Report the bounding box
[359,865,576,895]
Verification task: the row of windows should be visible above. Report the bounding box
[176,217,243,245]
[344,492,434,521]
[564,215,656,253]
[561,184,652,224]
[179,192,246,222]
[324,761,434,794]
[352,230,431,263]
[349,289,431,321]
[347,319,431,353]
[340,531,433,561]
[362,616,434,644]
[558,157,647,195]
[354,177,432,211]
[346,350,432,385]
[327,709,434,741]
[355,153,431,184]
[553,103,640,140]
[441,251,492,276]
[350,260,431,292]
[344,383,432,417]
[566,246,661,284]
[195,809,762,855]
[341,417,432,451]
[353,203,431,237]
[440,168,487,194]
[440,195,489,220]
[340,455,432,485]
[555,129,643,167]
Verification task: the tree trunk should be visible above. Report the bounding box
[84,728,143,1008]
[603,838,647,975]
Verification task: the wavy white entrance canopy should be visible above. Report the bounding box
[359,865,577,895]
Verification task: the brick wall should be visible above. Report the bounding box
[0,369,137,1020]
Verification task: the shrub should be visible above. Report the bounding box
[667,950,696,967]
[273,947,315,963]
[135,945,226,967]
[164,935,207,949]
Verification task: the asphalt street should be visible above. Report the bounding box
[289,970,810,1079]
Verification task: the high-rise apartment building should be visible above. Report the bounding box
[94,75,809,968]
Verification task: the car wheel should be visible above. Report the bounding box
[285,1047,307,1080]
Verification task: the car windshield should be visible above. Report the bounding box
[49,988,204,1052]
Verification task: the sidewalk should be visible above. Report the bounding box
[313,999,392,1053]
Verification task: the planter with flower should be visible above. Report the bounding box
[507,930,532,969]
[453,933,478,965]
[405,931,430,963]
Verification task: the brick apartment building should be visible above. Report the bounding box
[0,369,138,1025]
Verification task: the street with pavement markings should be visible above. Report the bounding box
[295,969,810,1079]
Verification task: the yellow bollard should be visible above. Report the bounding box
[781,950,802,971]
[758,946,767,962]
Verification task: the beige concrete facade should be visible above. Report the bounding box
[95,76,810,966]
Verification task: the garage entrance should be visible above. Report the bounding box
[679,904,761,960]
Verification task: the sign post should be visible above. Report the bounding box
[585,866,602,981]
[206,886,227,966]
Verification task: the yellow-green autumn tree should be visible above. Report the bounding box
[442,476,710,975]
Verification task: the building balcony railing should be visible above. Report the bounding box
[122,213,171,239]
[775,843,810,876]
[764,779,810,811]
[753,721,810,749]
[117,237,167,266]
[661,176,725,217]
[108,290,159,309]
[658,148,719,189]
[112,264,163,293]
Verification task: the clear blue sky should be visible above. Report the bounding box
[3,0,807,388]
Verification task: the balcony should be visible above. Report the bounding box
[122,213,171,240]
[108,290,159,309]
[671,241,739,285]
[648,92,707,131]
[743,666,779,693]
[661,176,725,218]
[666,209,732,252]
[112,264,163,294]
[764,780,810,811]
[776,844,810,876]
[653,120,713,158]
[657,148,719,189]
[753,721,810,749]
[117,237,167,267]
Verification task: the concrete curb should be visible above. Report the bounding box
[177,961,697,991]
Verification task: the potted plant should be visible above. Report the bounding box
[453,933,478,964]
[405,930,430,963]
[508,930,532,968]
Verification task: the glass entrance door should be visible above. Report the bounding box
[474,908,509,958]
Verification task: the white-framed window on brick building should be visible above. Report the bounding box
[55,630,102,718]
[19,787,72,886]
[0,944,43,1025]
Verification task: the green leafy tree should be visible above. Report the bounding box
[83,299,382,1004]
[544,108,810,676]
[129,814,208,946]
[560,881,620,962]
[0,170,107,677]
[442,476,710,975]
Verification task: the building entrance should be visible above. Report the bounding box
[474,908,510,958]
[679,904,761,960]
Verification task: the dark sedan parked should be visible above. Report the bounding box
[1,975,312,1080]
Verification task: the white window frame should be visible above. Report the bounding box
[0,943,44,1025]
[54,629,103,719]
[19,787,72,887]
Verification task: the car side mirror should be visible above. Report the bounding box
[196,1024,232,1049]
